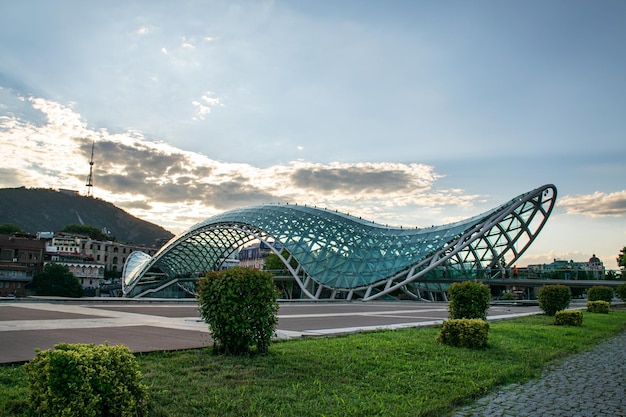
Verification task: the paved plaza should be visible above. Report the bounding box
[0,298,540,363]
[2,298,624,416]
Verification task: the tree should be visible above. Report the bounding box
[62,224,114,241]
[618,246,626,270]
[104,267,122,280]
[263,249,298,271]
[0,223,26,234]
[31,263,83,298]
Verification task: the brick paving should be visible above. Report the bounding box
[450,330,626,417]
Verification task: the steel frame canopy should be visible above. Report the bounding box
[122,184,557,300]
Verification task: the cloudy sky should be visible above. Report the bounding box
[1,1,625,268]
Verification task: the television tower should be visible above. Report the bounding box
[85,141,95,197]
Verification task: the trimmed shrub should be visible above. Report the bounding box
[437,319,489,349]
[554,310,583,326]
[586,285,614,303]
[24,343,148,417]
[616,283,626,302]
[448,281,491,320]
[538,285,571,316]
[587,300,610,314]
[198,266,280,355]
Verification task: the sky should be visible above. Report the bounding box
[0,1,625,269]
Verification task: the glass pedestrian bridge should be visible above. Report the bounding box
[122,184,557,300]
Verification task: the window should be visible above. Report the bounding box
[0,249,13,261]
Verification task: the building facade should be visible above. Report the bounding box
[0,234,45,297]
[0,231,162,296]
[238,241,283,269]
[527,254,606,279]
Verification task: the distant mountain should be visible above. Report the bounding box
[0,187,174,246]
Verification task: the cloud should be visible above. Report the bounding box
[0,168,24,186]
[192,91,224,120]
[0,93,483,232]
[290,162,439,194]
[558,191,626,217]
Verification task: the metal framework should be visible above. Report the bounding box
[122,184,557,300]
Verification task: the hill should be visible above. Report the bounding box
[0,187,174,246]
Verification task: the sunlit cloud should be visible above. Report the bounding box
[135,26,150,35]
[558,191,626,217]
[181,37,195,49]
[0,95,485,233]
[191,91,224,120]
[519,250,587,266]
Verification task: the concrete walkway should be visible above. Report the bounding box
[0,298,542,363]
[2,299,625,415]
[450,329,626,417]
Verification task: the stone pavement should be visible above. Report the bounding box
[0,299,542,363]
[2,298,625,416]
[450,329,626,417]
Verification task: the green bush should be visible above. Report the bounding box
[24,343,148,417]
[587,300,610,314]
[538,285,571,316]
[616,283,626,302]
[586,285,614,303]
[448,281,491,320]
[554,310,583,326]
[501,292,516,300]
[31,262,84,298]
[437,319,489,349]
[198,266,280,355]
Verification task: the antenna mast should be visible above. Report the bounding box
[85,141,95,197]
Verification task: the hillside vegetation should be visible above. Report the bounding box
[0,187,174,246]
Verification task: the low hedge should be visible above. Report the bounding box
[616,283,626,302]
[24,343,148,417]
[437,318,489,349]
[587,300,610,314]
[554,310,583,326]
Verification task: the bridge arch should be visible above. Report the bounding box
[123,184,557,300]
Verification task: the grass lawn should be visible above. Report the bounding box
[1,310,625,416]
